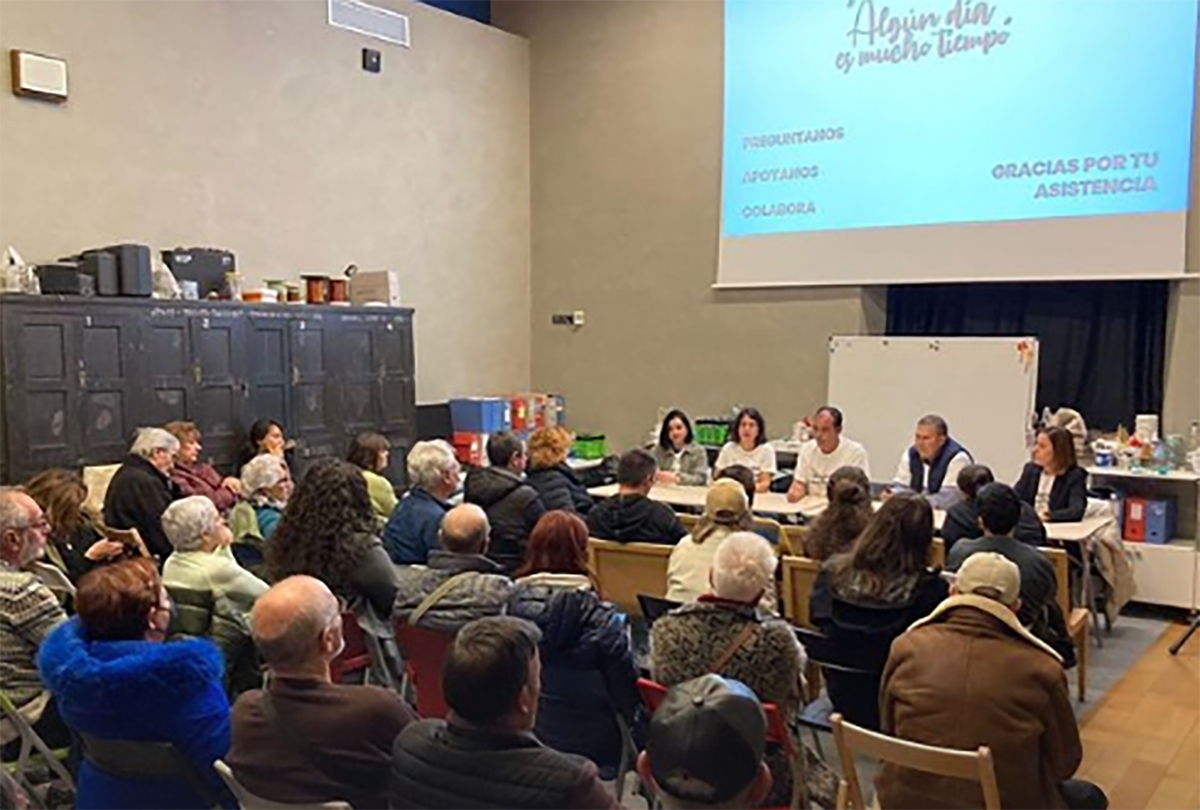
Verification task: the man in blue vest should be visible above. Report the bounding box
[887,414,973,509]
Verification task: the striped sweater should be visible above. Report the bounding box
[0,563,66,707]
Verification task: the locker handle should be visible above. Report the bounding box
[291,366,300,385]
[193,364,202,385]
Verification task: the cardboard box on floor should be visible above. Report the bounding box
[349,270,401,306]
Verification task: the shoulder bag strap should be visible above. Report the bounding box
[707,623,758,674]
[408,571,475,627]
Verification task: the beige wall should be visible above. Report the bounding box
[0,0,531,402]
[496,0,1199,448]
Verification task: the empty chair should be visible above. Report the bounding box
[394,624,454,718]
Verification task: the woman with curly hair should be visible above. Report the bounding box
[265,458,397,617]
[525,426,594,515]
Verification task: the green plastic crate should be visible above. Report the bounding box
[573,434,607,460]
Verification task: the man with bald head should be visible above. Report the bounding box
[226,575,415,808]
[393,503,513,633]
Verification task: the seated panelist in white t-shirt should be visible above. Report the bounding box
[886,414,973,510]
[714,407,776,494]
[786,406,871,503]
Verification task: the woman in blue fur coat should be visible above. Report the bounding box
[38,557,233,809]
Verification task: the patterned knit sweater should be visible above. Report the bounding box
[0,563,67,707]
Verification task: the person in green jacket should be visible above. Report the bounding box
[348,432,399,520]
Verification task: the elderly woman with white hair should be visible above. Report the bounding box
[650,531,816,806]
[103,426,184,560]
[239,454,293,540]
[161,496,268,612]
[382,439,461,564]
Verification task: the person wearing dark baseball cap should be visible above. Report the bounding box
[637,674,773,809]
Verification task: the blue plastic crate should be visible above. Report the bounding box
[449,398,511,434]
[1145,498,1177,545]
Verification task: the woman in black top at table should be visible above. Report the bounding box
[1014,426,1088,523]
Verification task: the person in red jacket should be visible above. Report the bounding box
[166,421,241,512]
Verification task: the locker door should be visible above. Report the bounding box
[142,311,193,428]
[189,313,244,470]
[79,311,140,464]
[245,314,292,434]
[288,316,340,473]
[2,310,80,479]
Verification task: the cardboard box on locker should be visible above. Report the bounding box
[348,270,401,306]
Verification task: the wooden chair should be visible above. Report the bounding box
[752,515,784,546]
[676,512,700,533]
[929,537,945,569]
[1040,546,1088,702]
[830,713,1002,810]
[779,524,808,557]
[588,538,673,617]
[780,554,821,628]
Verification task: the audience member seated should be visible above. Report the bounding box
[508,511,640,773]
[787,406,871,502]
[267,458,397,618]
[653,531,802,720]
[947,483,1074,664]
[587,448,686,544]
[347,431,399,521]
[810,494,948,730]
[383,439,460,565]
[652,409,711,486]
[464,431,546,573]
[941,464,1047,551]
[394,504,512,633]
[103,427,183,560]
[37,558,232,809]
[228,575,416,808]
[165,421,240,513]
[714,408,776,493]
[716,464,757,507]
[637,674,773,810]
[235,417,288,472]
[802,466,872,561]
[653,533,808,806]
[526,426,595,515]
[887,414,973,509]
[878,552,1108,810]
[0,489,69,759]
[237,453,292,541]
[1016,425,1089,524]
[389,615,619,809]
[666,480,751,604]
[162,496,268,613]
[23,470,126,583]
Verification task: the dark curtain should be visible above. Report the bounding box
[885,281,1169,431]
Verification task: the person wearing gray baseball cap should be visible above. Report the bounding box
[637,674,772,809]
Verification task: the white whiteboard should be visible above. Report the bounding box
[827,337,1039,485]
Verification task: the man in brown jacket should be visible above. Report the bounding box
[877,552,1108,809]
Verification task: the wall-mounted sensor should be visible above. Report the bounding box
[362,48,382,74]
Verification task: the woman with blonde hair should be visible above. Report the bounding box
[666,479,752,604]
[525,426,594,515]
[23,469,126,582]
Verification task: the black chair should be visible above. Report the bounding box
[78,732,224,809]
[793,625,874,755]
[636,594,681,625]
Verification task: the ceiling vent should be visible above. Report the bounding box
[328,0,410,48]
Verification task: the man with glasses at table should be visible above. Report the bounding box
[0,487,69,759]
